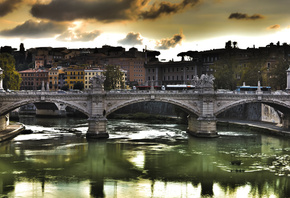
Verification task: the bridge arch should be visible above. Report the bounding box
[0,98,90,117]
[105,98,200,118]
[214,98,290,117]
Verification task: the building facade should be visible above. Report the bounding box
[19,69,49,90]
[65,66,85,90]
[145,61,203,86]
[84,69,103,90]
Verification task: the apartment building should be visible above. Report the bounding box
[84,69,103,89]
[145,61,202,86]
[19,69,49,90]
[48,68,61,91]
[65,66,85,89]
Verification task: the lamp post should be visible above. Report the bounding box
[257,70,261,92]
[0,67,4,92]
[286,66,290,92]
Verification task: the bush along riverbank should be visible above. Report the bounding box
[107,112,187,124]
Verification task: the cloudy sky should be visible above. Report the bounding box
[0,0,289,61]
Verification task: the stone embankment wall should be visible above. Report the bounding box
[112,102,281,124]
[111,101,178,116]
[261,104,281,124]
[217,103,281,124]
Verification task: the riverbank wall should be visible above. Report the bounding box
[218,119,290,137]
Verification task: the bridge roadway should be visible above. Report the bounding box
[1,83,290,139]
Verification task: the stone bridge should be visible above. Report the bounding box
[1,75,290,139]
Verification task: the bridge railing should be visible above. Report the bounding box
[107,89,200,94]
[0,90,91,95]
[0,89,288,95]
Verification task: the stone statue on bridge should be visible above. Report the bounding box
[90,74,106,92]
[192,74,215,88]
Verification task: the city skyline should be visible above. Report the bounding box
[0,0,289,61]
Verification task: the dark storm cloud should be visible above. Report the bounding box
[0,20,67,37]
[30,0,200,22]
[0,0,22,17]
[228,12,265,20]
[140,0,200,20]
[155,33,184,50]
[118,32,143,46]
[30,0,148,22]
[56,29,101,42]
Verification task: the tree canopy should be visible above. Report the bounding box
[211,51,239,90]
[103,65,125,90]
[268,58,289,90]
[73,81,84,90]
[0,53,21,90]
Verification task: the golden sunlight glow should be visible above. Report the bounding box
[13,181,90,198]
[128,150,145,169]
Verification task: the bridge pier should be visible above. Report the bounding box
[187,115,219,138]
[0,114,8,131]
[86,117,109,139]
[282,113,290,129]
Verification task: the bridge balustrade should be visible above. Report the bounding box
[1,83,290,139]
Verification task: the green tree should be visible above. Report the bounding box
[61,85,69,91]
[0,53,21,90]
[73,81,84,90]
[211,50,239,90]
[103,65,125,91]
[268,58,289,90]
[238,52,268,86]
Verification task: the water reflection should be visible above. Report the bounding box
[0,117,289,197]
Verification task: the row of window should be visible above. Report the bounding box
[148,75,196,81]
[21,78,51,81]
[21,74,48,77]
[65,72,84,75]
[134,79,143,82]
[22,81,67,86]
[147,66,196,73]
[67,76,83,79]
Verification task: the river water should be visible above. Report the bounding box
[0,116,290,198]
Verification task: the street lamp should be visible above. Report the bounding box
[0,67,4,92]
[257,70,261,92]
[286,66,290,91]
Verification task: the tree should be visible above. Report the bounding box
[73,81,84,90]
[268,58,289,90]
[238,51,268,86]
[61,85,69,91]
[0,53,21,90]
[103,65,125,90]
[211,51,239,90]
